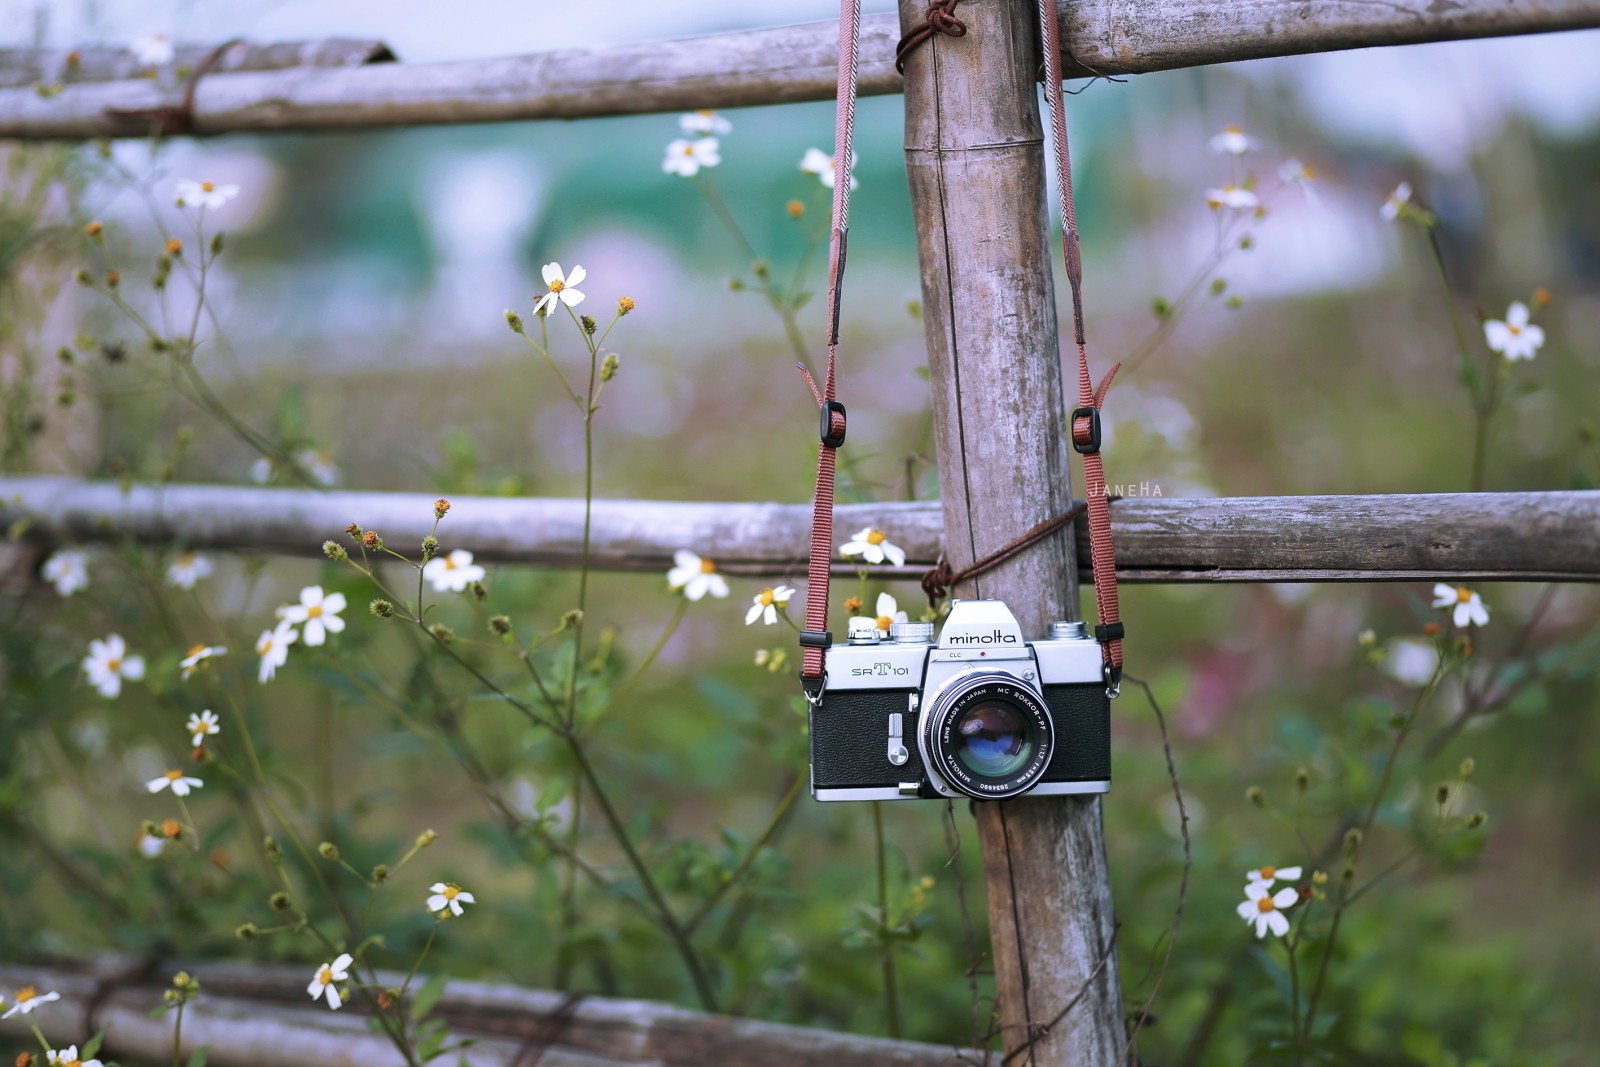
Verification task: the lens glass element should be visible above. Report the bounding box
[952,700,1032,777]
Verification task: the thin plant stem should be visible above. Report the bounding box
[873,802,902,1039]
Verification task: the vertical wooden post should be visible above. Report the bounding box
[897,1,1125,1063]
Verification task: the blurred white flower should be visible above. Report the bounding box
[137,827,165,858]
[146,769,203,797]
[1,987,61,1018]
[166,551,213,589]
[179,643,226,679]
[42,548,89,596]
[307,954,352,1010]
[426,881,477,917]
[1236,881,1298,938]
[174,179,239,210]
[666,550,729,601]
[250,457,273,484]
[799,147,858,189]
[1205,185,1259,211]
[296,448,339,487]
[534,262,587,315]
[83,634,145,698]
[1380,181,1412,222]
[131,34,174,66]
[1432,584,1489,627]
[47,1044,103,1067]
[423,549,485,593]
[1245,864,1302,888]
[839,527,906,567]
[1277,158,1318,201]
[662,137,720,177]
[1483,301,1545,362]
[872,591,909,635]
[1382,637,1440,687]
[744,585,795,626]
[255,621,297,683]
[186,709,221,747]
[1209,125,1256,155]
[679,110,732,136]
[282,586,347,646]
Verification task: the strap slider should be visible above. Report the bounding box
[1095,622,1124,644]
[799,629,834,649]
[820,400,847,449]
[1071,406,1101,454]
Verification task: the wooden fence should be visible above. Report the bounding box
[5,2,1600,1065]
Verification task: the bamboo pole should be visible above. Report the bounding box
[0,40,395,89]
[3,476,1597,583]
[0,1,1596,138]
[899,1,1122,1063]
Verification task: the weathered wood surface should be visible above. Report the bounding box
[900,1,1123,1064]
[3,476,1597,583]
[0,959,963,1067]
[1,1,1597,138]
[0,39,395,89]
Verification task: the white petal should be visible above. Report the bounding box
[1506,302,1529,329]
[1431,583,1456,608]
[1483,321,1511,352]
[1244,881,1268,901]
[565,265,587,287]
[1276,866,1302,881]
[147,777,169,793]
[745,603,763,625]
[322,592,347,614]
[560,287,587,307]
[307,977,323,998]
[122,655,146,680]
[882,542,906,567]
[1236,900,1258,921]
[541,262,563,286]
[1271,887,1298,909]
[875,592,897,617]
[332,953,353,971]
[706,574,730,599]
[1265,909,1290,937]
[685,576,707,601]
[325,985,342,1010]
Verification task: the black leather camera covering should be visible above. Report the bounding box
[810,683,1110,792]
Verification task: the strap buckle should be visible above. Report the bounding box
[800,670,829,707]
[820,400,847,449]
[1070,406,1101,454]
[1102,662,1121,700]
[798,629,833,649]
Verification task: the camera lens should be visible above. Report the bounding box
[952,700,1032,777]
[922,673,1054,800]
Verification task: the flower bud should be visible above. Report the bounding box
[235,922,259,939]
[318,841,340,861]
[210,232,225,256]
[600,352,620,381]
[1466,811,1487,829]
[1356,629,1376,648]
[372,863,390,883]
[753,260,769,280]
[1245,786,1265,808]
[85,220,103,238]
[163,818,182,839]
[429,623,455,643]
[1533,286,1551,308]
[561,609,583,629]
[1311,870,1328,885]
[19,1052,36,1067]
[1295,767,1310,793]
[1436,783,1451,806]
[728,277,744,292]
[1458,756,1475,779]
[1423,621,1440,637]
[416,828,439,849]
[434,498,451,518]
[346,523,362,539]
[422,535,438,561]
[362,530,382,550]
[843,596,863,614]
[787,199,805,218]
[165,237,183,256]
[1343,828,1363,855]
[377,990,396,1011]
[489,614,512,635]
[323,540,347,561]
[580,315,597,335]
[263,835,282,862]
[270,891,293,911]
[1341,864,1356,882]
[105,268,119,288]
[505,309,524,333]
[617,296,635,315]
[370,598,394,618]
[74,268,92,286]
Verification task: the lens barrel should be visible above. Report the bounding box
[922,672,1054,800]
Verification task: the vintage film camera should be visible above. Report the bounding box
[808,600,1111,802]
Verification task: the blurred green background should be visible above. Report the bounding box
[1,3,1599,1065]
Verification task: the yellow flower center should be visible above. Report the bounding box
[699,558,717,574]
[443,884,460,900]
[201,181,214,192]
[178,551,194,565]
[1508,323,1521,335]
[318,966,333,986]
[1224,125,1242,134]
[164,770,183,782]
[107,658,121,672]
[16,986,36,1003]
[1456,587,1473,604]
[866,530,886,545]
[187,643,207,658]
[66,1059,82,1067]
[698,109,714,118]
[444,556,458,570]
[1256,896,1276,914]
[307,605,323,618]
[758,588,775,606]
[549,279,565,292]
[1260,866,1276,880]
[877,615,894,631]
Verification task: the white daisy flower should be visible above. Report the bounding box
[426,881,477,917]
[47,1045,103,1067]
[256,621,298,684]
[871,591,909,635]
[533,263,587,316]
[662,137,720,177]
[1236,881,1299,938]
[1209,124,1256,155]
[186,709,221,747]
[131,34,174,66]
[174,179,240,211]
[1380,181,1412,222]
[83,634,146,699]
[282,585,347,647]
[137,827,166,858]
[1244,864,1302,889]
[296,448,339,487]
[42,548,90,596]
[1205,185,1259,211]
[166,551,214,589]
[179,643,227,679]
[423,549,486,593]
[1483,301,1546,362]
[839,527,906,567]
[799,147,859,190]
[1382,637,1440,687]
[147,769,203,797]
[1,986,61,1018]
[744,584,796,626]
[250,456,273,484]
[1431,584,1489,628]
[666,549,730,601]
[306,953,353,1010]
[679,110,732,136]
[1278,158,1317,201]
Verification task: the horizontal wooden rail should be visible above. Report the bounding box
[0,39,394,89]
[0,2,1597,138]
[4,476,1596,583]
[0,958,960,1067]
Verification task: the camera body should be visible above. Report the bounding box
[808,600,1111,802]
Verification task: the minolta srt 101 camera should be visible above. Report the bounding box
[807,600,1111,802]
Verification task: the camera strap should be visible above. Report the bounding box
[797,0,861,699]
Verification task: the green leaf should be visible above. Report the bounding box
[187,1045,210,1067]
[81,1031,105,1059]
[411,972,448,1021]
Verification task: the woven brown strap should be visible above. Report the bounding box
[920,502,1088,604]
